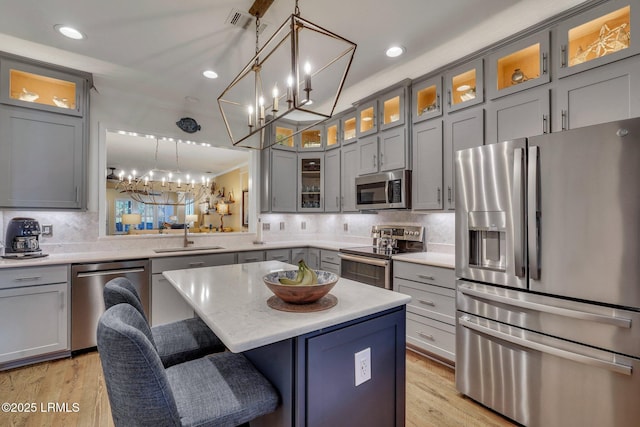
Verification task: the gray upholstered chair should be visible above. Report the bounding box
[97,304,279,427]
[103,277,225,367]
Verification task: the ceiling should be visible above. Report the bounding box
[0,0,587,172]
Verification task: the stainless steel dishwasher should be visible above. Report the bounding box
[71,259,150,352]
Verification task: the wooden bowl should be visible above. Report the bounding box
[263,270,338,304]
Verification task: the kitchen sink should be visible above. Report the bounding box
[153,246,224,253]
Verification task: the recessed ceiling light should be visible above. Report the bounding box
[54,24,85,40]
[385,46,405,58]
[203,70,218,79]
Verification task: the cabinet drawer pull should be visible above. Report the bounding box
[244,258,258,262]
[417,274,435,281]
[272,255,284,259]
[325,256,335,261]
[188,262,204,267]
[419,332,434,341]
[14,276,42,282]
[419,299,435,307]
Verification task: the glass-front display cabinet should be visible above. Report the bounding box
[298,154,324,212]
[298,123,323,151]
[341,109,358,144]
[0,59,85,117]
[272,120,296,150]
[445,58,484,112]
[325,118,340,150]
[412,76,442,123]
[488,31,550,99]
[357,100,377,137]
[380,87,406,131]
[557,3,637,78]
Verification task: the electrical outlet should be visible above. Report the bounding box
[42,224,53,237]
[343,223,348,232]
[263,223,270,230]
[354,347,371,386]
[301,221,306,230]
[280,222,285,230]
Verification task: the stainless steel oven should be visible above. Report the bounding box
[339,252,391,289]
[355,169,411,210]
[339,225,424,289]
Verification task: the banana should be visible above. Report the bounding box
[278,259,318,285]
[299,265,313,285]
[279,276,301,285]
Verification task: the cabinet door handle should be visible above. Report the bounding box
[447,90,452,107]
[436,94,440,111]
[543,115,548,134]
[419,332,435,341]
[447,186,452,203]
[380,152,384,166]
[561,45,567,68]
[561,110,568,131]
[542,52,548,74]
[75,186,79,203]
[418,274,435,281]
[437,187,441,203]
[273,196,276,207]
[14,276,42,282]
[336,196,339,208]
[419,299,435,306]
[188,262,204,267]
[373,154,377,168]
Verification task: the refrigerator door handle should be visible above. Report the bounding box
[458,283,632,328]
[513,148,525,277]
[528,146,541,280]
[459,316,632,376]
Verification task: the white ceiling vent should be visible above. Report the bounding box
[225,9,268,34]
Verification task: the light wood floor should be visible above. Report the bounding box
[0,350,515,427]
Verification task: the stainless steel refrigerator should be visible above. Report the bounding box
[455,117,640,427]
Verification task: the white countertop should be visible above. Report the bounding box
[162,260,411,353]
[392,251,455,269]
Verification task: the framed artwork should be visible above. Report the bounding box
[242,190,249,227]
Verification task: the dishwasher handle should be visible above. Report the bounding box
[75,267,146,278]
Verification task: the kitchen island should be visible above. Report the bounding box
[163,260,411,427]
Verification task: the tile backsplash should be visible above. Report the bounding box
[0,210,454,254]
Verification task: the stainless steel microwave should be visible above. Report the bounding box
[355,169,411,210]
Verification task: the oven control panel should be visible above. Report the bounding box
[371,225,424,242]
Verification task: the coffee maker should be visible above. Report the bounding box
[2,218,48,259]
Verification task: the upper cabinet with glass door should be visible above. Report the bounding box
[412,76,442,123]
[272,119,297,151]
[357,99,377,137]
[325,117,341,150]
[341,108,358,144]
[445,58,484,113]
[298,122,324,151]
[0,58,87,117]
[379,86,406,131]
[557,2,637,78]
[487,31,550,99]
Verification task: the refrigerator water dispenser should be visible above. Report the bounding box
[468,211,506,271]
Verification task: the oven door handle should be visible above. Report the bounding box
[338,253,390,267]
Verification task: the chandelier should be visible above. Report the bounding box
[113,137,211,206]
[218,0,356,149]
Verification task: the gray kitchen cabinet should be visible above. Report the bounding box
[556,1,637,79]
[341,108,358,144]
[260,147,271,213]
[298,122,324,151]
[555,55,640,131]
[271,149,297,212]
[379,86,407,131]
[291,247,320,269]
[325,117,341,150]
[151,253,235,326]
[445,58,484,113]
[271,119,297,151]
[412,75,443,123]
[0,265,69,368]
[320,249,341,275]
[412,119,443,210]
[0,105,85,209]
[393,261,455,364]
[357,134,379,175]
[356,99,377,138]
[443,106,484,210]
[340,143,359,212]
[358,128,406,176]
[324,148,341,212]
[298,153,324,212]
[266,249,291,263]
[486,86,550,144]
[237,250,266,264]
[486,30,550,100]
